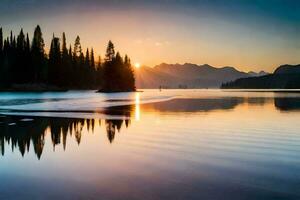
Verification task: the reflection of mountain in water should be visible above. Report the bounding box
[0,106,132,159]
[274,98,300,111]
[142,97,300,112]
[141,98,245,112]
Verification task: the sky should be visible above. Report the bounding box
[0,0,299,72]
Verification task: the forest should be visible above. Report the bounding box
[0,25,135,92]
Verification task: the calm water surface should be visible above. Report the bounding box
[0,89,300,200]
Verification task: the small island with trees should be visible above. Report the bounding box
[0,25,136,92]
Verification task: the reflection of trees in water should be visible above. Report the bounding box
[104,105,132,143]
[0,106,132,159]
[106,119,130,143]
[2,97,299,159]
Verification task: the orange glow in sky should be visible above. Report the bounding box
[2,2,300,72]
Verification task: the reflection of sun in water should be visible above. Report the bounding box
[135,93,140,121]
[134,63,141,69]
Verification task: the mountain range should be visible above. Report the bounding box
[135,63,268,89]
[221,64,300,89]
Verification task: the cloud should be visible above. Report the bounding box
[155,41,170,47]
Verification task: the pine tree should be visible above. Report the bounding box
[68,44,74,87]
[7,32,17,84]
[10,31,13,45]
[15,29,26,83]
[90,48,95,69]
[102,41,116,91]
[49,35,62,86]
[68,44,73,65]
[105,40,115,62]
[0,28,3,86]
[124,55,135,90]
[73,36,82,58]
[24,33,32,83]
[61,32,71,86]
[62,32,68,60]
[31,25,46,82]
[25,33,30,52]
[17,29,25,51]
[85,48,90,68]
[84,48,91,87]
[72,36,83,87]
[95,55,103,87]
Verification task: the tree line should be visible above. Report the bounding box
[0,25,135,91]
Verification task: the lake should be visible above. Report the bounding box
[0,89,300,200]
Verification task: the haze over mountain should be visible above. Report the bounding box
[136,63,268,89]
[222,64,300,89]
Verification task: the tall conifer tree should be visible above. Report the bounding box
[31,25,46,82]
[90,48,95,69]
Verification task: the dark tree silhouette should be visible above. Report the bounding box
[49,35,62,86]
[73,36,82,58]
[0,25,135,92]
[31,25,46,83]
[0,28,4,86]
[101,41,136,92]
[105,40,115,62]
[15,29,26,83]
[91,48,95,68]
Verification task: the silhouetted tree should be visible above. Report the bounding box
[61,32,71,86]
[73,36,82,58]
[49,35,62,86]
[31,25,46,82]
[62,32,68,58]
[23,33,31,83]
[84,48,92,87]
[90,48,95,69]
[95,55,103,87]
[124,55,135,90]
[101,41,135,92]
[0,26,135,91]
[105,40,115,62]
[0,28,3,86]
[14,29,27,83]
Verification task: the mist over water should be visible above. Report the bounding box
[0,89,300,200]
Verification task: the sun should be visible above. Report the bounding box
[134,63,141,68]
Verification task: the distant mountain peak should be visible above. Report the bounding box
[248,70,269,77]
[222,63,300,89]
[274,64,300,74]
[136,62,263,89]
